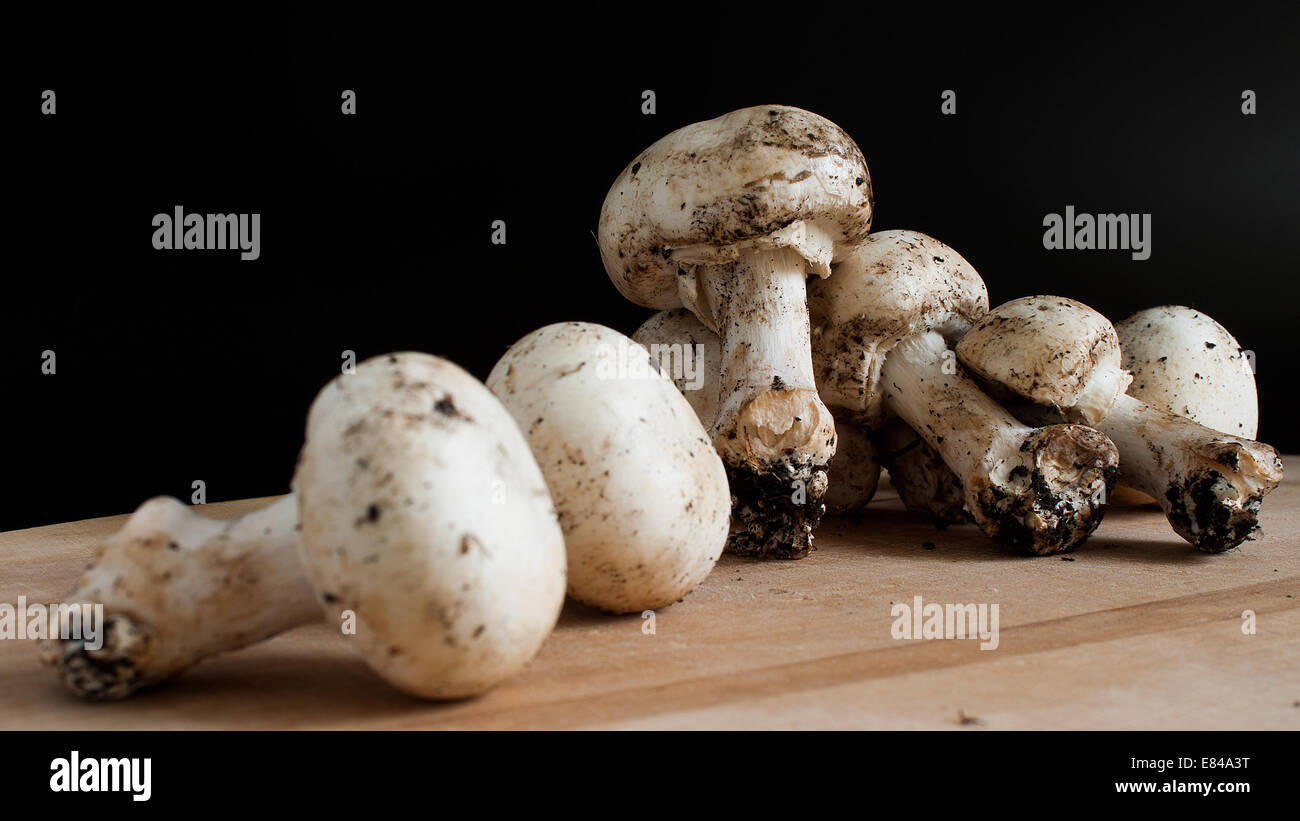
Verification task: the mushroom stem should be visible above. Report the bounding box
[39,495,318,700]
[695,247,837,558]
[882,331,1116,554]
[1097,394,1283,551]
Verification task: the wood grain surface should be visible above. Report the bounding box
[2,462,1297,730]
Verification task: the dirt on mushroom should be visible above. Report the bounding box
[598,105,875,558]
[957,296,1283,553]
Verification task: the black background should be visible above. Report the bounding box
[7,3,1299,530]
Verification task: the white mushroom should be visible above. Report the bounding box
[1116,305,1259,438]
[487,323,730,613]
[598,105,873,558]
[810,231,1118,554]
[43,353,567,699]
[632,310,880,518]
[295,352,567,697]
[956,296,1283,552]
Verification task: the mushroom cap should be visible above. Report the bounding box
[294,352,567,699]
[597,105,873,309]
[632,308,723,429]
[487,322,731,614]
[822,418,881,516]
[1116,305,1259,438]
[955,295,1132,424]
[809,230,988,422]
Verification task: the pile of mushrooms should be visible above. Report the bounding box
[605,105,1282,557]
[35,103,1284,702]
[956,297,1281,551]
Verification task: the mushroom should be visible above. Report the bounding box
[809,230,1118,554]
[598,105,874,558]
[487,323,730,613]
[42,353,567,699]
[956,296,1283,552]
[295,352,567,697]
[1116,305,1259,438]
[878,419,970,528]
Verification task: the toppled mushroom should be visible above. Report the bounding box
[956,296,1283,552]
[1117,305,1260,438]
[633,309,881,517]
[878,418,970,528]
[809,230,1118,554]
[42,353,567,700]
[598,105,874,558]
[295,353,567,697]
[487,323,730,613]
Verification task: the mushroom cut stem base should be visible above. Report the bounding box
[39,495,318,700]
[882,331,1118,555]
[692,247,836,557]
[723,457,829,559]
[1099,394,1283,552]
[697,247,836,463]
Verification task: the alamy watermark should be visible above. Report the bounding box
[1043,205,1151,260]
[152,205,260,260]
[891,595,999,650]
[0,597,104,650]
[598,342,705,391]
[50,751,151,801]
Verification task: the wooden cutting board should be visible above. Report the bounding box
[2,463,1297,730]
